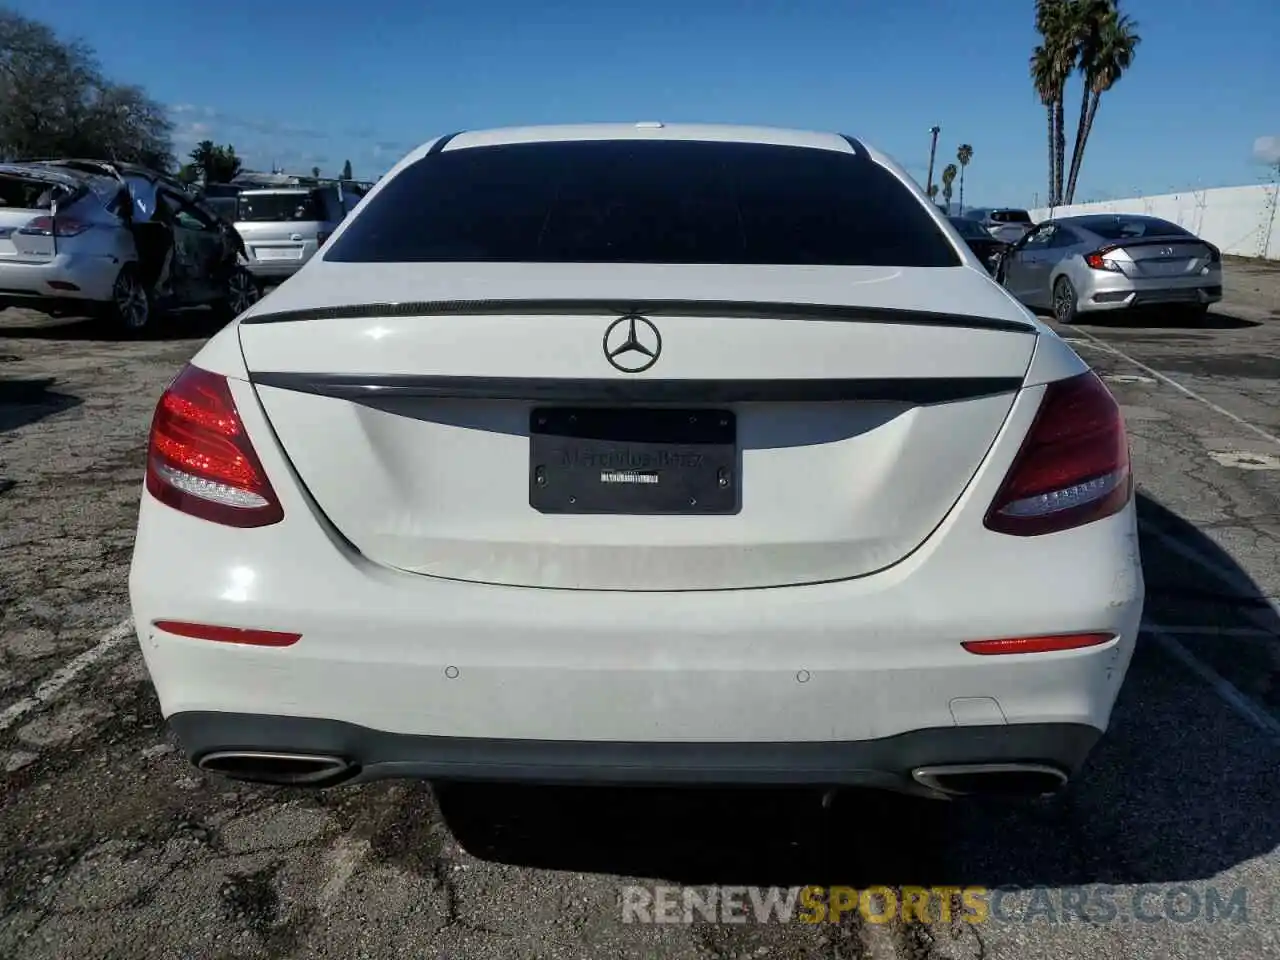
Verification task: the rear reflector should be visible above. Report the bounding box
[145,364,284,527]
[154,620,300,647]
[984,371,1131,536]
[962,632,1114,655]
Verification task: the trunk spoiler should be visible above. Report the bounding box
[240,299,1038,334]
[249,371,1025,405]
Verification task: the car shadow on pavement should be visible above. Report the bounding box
[436,491,1280,890]
[0,309,228,342]
[0,376,83,433]
[1072,306,1260,330]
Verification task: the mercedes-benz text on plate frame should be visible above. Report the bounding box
[128,124,1144,803]
[603,314,662,373]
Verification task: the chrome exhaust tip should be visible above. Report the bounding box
[197,751,355,787]
[911,763,1068,799]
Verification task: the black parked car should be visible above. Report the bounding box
[948,216,1010,275]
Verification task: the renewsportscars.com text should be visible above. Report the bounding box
[620,884,1252,926]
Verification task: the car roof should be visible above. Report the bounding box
[400,122,867,161]
[378,123,901,191]
[1058,213,1174,227]
[0,162,89,189]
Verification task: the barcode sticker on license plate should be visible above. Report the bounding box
[601,471,659,485]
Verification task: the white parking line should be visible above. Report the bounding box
[0,617,135,733]
[1145,624,1280,743]
[1070,327,1280,448]
[317,835,370,913]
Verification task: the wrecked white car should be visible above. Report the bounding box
[0,159,258,333]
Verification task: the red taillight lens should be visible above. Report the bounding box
[19,215,89,237]
[984,371,1131,536]
[144,364,283,527]
[1084,250,1120,271]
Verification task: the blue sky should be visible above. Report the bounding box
[13,0,1280,207]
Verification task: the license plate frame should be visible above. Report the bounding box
[253,246,303,261]
[529,407,739,515]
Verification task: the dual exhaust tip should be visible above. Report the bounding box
[196,751,1067,798]
[911,763,1069,799]
[197,751,357,787]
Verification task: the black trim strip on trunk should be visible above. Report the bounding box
[249,372,1023,405]
[238,298,1035,334]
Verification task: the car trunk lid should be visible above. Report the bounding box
[237,262,1039,591]
[1107,236,1216,279]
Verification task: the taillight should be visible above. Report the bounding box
[19,216,90,237]
[984,371,1131,536]
[1206,244,1221,263]
[144,364,283,527]
[1083,250,1121,271]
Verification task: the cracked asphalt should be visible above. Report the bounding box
[1,261,1278,960]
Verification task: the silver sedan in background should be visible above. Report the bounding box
[996,214,1223,324]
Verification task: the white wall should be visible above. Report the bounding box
[1030,182,1280,260]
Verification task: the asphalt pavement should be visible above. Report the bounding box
[1,261,1278,960]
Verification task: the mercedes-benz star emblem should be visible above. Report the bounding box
[603,314,662,373]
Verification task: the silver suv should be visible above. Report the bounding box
[234,186,362,285]
[964,207,1035,245]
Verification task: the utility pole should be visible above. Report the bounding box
[925,126,941,200]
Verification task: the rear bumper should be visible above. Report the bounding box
[130,375,1145,790]
[169,711,1102,795]
[0,253,120,303]
[244,259,306,280]
[1079,270,1223,312]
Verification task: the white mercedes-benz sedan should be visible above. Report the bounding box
[128,123,1144,800]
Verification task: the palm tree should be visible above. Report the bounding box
[925,126,941,200]
[1030,0,1079,206]
[941,164,957,214]
[956,144,973,214]
[1064,2,1140,205]
[926,183,939,203]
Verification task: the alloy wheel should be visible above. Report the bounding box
[228,269,259,315]
[114,271,149,330]
[1053,280,1075,323]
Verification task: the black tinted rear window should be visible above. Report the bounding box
[237,192,323,222]
[324,140,960,267]
[1077,216,1193,241]
[990,209,1032,224]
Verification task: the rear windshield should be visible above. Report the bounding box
[989,209,1032,224]
[0,175,73,210]
[324,140,961,267]
[1077,216,1193,241]
[237,192,323,222]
